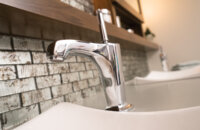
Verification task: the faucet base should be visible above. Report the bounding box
[106,104,133,112]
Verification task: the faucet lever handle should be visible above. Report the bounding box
[96,9,109,44]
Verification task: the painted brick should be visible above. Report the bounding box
[52,83,73,98]
[0,51,31,65]
[88,77,100,87]
[44,41,53,51]
[36,75,61,89]
[64,56,76,62]
[0,66,16,80]
[40,97,64,112]
[77,56,90,62]
[61,72,79,83]
[82,87,96,98]
[17,64,48,78]
[0,94,20,114]
[13,37,43,51]
[69,0,84,11]
[79,70,93,80]
[32,52,50,64]
[85,62,97,70]
[68,91,83,103]
[69,63,85,72]
[95,85,103,92]
[0,35,11,50]
[48,63,69,74]
[60,0,70,4]
[22,88,51,106]
[0,78,36,97]
[73,80,88,91]
[93,70,100,77]
[2,104,39,130]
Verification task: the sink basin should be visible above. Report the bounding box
[15,103,200,130]
[15,77,200,130]
[134,65,200,85]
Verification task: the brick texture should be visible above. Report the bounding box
[52,83,73,98]
[13,37,43,51]
[40,97,64,112]
[32,52,50,64]
[85,62,97,70]
[48,63,69,74]
[79,70,93,80]
[17,64,48,78]
[69,63,85,72]
[2,104,39,129]
[0,51,31,65]
[0,66,16,80]
[88,77,100,87]
[36,75,61,89]
[0,78,36,96]
[21,88,51,106]
[0,94,20,114]
[0,35,11,50]
[61,72,79,83]
[73,80,88,91]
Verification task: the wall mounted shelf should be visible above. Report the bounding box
[0,0,158,50]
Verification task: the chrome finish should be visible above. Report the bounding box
[46,9,132,111]
[97,9,109,43]
[47,40,130,110]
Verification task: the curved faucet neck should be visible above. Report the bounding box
[47,40,132,111]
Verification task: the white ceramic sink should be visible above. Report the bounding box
[15,103,200,130]
[134,65,200,85]
[15,77,200,130]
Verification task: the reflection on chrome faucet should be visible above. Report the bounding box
[46,9,132,111]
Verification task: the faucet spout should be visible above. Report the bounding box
[47,40,132,111]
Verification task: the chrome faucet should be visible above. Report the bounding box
[47,9,132,111]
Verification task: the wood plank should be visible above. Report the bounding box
[113,0,144,22]
[0,0,158,50]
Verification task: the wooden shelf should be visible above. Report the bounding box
[113,0,144,23]
[0,0,158,50]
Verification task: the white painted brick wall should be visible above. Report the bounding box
[36,75,61,89]
[0,94,20,114]
[77,56,90,62]
[69,0,84,11]
[21,88,52,106]
[0,78,36,96]
[13,37,43,51]
[2,104,39,130]
[68,91,83,103]
[61,72,79,83]
[88,77,100,87]
[69,63,85,72]
[52,83,73,98]
[40,97,64,112]
[60,0,70,4]
[48,63,69,74]
[82,87,96,98]
[73,80,88,91]
[79,70,93,80]
[17,64,48,78]
[93,70,99,77]
[64,56,76,63]
[32,52,50,64]
[0,51,31,65]
[85,62,97,70]
[0,66,16,80]
[0,35,12,50]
